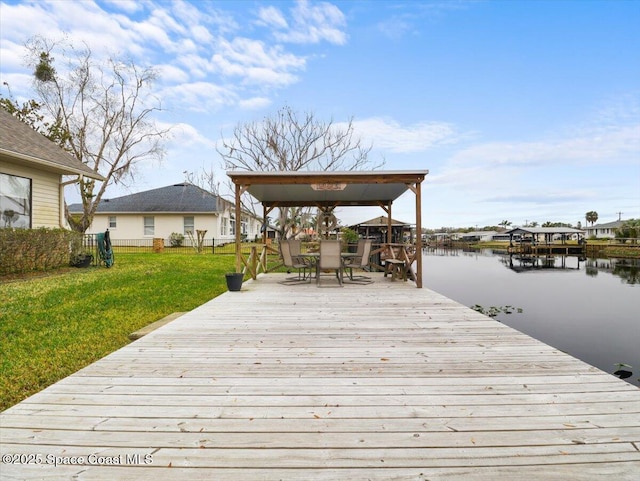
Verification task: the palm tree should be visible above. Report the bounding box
[585,211,598,226]
[499,220,511,231]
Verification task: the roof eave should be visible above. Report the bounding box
[227,170,429,185]
[0,148,106,181]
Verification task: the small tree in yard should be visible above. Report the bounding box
[217,106,382,239]
[23,36,171,232]
[187,230,208,254]
[615,219,640,243]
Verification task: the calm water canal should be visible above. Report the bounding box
[422,248,640,387]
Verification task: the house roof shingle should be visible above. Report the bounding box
[0,107,103,180]
[68,183,224,213]
[587,220,627,229]
[505,227,585,235]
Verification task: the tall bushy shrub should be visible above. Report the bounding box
[0,228,81,275]
[169,232,185,247]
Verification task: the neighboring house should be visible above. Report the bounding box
[455,231,499,242]
[585,220,626,239]
[68,183,263,245]
[504,227,586,243]
[0,108,104,229]
[430,232,452,244]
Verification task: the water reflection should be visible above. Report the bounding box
[502,254,583,272]
[493,253,639,284]
[584,258,640,285]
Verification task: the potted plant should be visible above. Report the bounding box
[70,235,93,268]
[71,250,94,268]
[340,227,359,252]
[225,272,244,291]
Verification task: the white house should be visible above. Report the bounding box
[68,183,263,246]
[0,108,104,229]
[504,227,586,243]
[585,220,626,239]
[455,231,499,242]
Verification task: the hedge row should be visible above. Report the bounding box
[0,228,82,275]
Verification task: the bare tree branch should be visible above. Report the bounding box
[25,36,171,232]
[217,106,383,238]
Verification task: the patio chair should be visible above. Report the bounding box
[316,240,343,287]
[343,239,373,283]
[289,239,302,257]
[280,240,311,283]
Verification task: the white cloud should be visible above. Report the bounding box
[446,122,640,169]
[376,17,413,41]
[173,53,213,79]
[159,82,237,112]
[211,37,305,86]
[0,42,26,72]
[156,64,190,84]
[191,25,214,44]
[166,122,217,149]
[0,2,64,41]
[256,6,289,29]
[102,0,143,15]
[351,117,466,153]
[0,0,341,113]
[238,97,272,110]
[270,0,347,45]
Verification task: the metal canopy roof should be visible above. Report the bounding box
[226,170,429,207]
[505,227,586,235]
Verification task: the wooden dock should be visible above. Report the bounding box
[1,273,639,480]
[507,244,586,256]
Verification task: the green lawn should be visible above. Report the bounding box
[0,253,237,411]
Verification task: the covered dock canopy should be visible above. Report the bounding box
[348,215,414,244]
[227,170,428,287]
[504,226,586,243]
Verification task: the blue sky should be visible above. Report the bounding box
[1,0,638,229]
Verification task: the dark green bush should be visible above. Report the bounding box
[0,228,81,275]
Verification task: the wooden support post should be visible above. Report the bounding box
[235,182,242,273]
[414,181,423,288]
[387,202,393,244]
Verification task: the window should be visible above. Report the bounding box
[184,216,194,235]
[221,217,228,236]
[230,214,236,236]
[108,216,117,229]
[143,216,154,236]
[0,173,31,228]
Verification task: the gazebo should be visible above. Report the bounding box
[349,215,414,244]
[504,227,586,245]
[227,170,428,288]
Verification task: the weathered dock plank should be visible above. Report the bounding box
[1,273,639,480]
